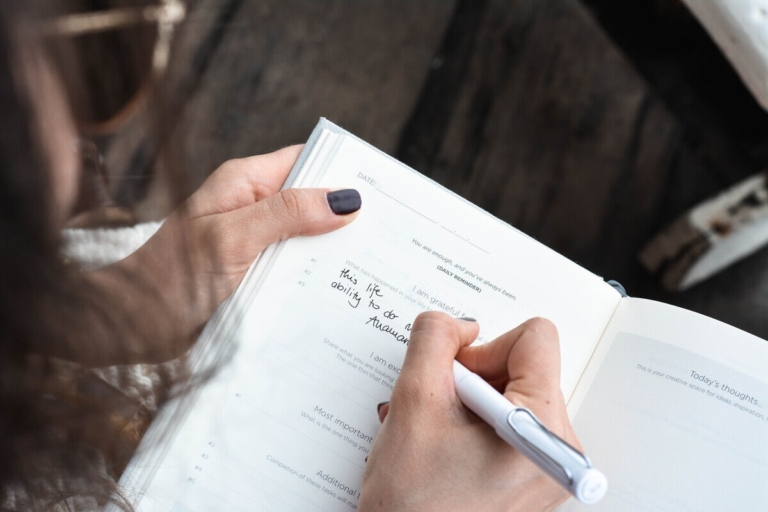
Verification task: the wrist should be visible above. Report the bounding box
[82,226,212,364]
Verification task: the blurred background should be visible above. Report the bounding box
[86,0,768,339]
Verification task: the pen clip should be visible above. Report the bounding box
[506,407,592,486]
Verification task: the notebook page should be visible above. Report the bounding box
[562,298,768,511]
[122,128,620,512]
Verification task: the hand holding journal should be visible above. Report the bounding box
[114,119,768,512]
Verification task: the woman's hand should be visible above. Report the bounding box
[360,313,579,512]
[142,145,360,306]
[82,146,360,365]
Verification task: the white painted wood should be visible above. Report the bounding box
[639,171,768,290]
[683,173,768,288]
[640,2,768,290]
[682,0,768,111]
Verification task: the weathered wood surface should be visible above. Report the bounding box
[640,171,768,291]
[681,0,768,111]
[397,0,768,338]
[103,0,768,339]
[399,0,684,295]
[104,0,455,216]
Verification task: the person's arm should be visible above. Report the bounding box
[360,313,578,512]
[55,145,361,366]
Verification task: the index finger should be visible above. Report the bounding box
[390,313,479,412]
[225,144,305,197]
[187,145,305,215]
[457,317,562,401]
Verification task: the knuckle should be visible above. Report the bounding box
[391,376,430,410]
[214,158,242,177]
[409,311,454,340]
[412,310,451,328]
[521,317,559,340]
[273,188,305,224]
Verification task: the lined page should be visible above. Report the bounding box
[562,298,768,511]
[121,127,620,512]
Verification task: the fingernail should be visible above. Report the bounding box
[458,317,476,322]
[377,401,389,413]
[327,189,361,215]
[365,455,369,462]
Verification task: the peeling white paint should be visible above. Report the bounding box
[683,0,768,110]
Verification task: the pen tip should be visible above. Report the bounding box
[576,469,607,504]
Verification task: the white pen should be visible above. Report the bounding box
[453,361,607,504]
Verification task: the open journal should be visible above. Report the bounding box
[115,119,768,511]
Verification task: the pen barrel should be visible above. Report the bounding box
[453,362,515,424]
[500,410,607,504]
[453,361,607,504]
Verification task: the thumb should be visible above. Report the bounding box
[392,313,479,413]
[458,318,566,424]
[233,188,361,250]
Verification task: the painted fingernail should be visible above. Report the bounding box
[377,401,389,413]
[458,317,476,322]
[365,456,369,462]
[327,189,361,215]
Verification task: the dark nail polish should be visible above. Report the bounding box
[365,455,369,462]
[377,401,389,413]
[327,189,361,215]
[458,317,477,322]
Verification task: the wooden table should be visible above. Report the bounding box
[103,0,768,339]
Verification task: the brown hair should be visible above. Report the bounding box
[0,2,186,509]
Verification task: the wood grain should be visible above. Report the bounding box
[104,0,455,216]
[398,0,680,286]
[100,0,768,339]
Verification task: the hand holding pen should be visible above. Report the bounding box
[360,313,603,511]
